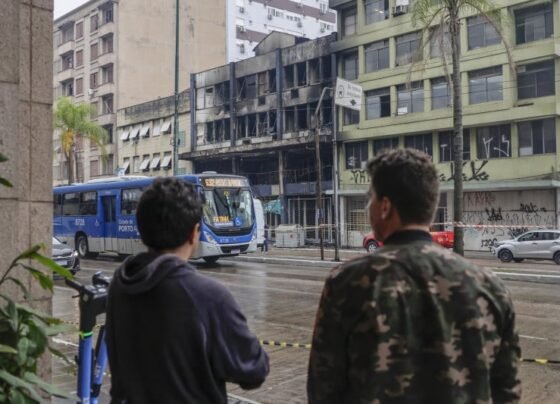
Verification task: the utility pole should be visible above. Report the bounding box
[332,99,340,262]
[315,87,332,261]
[172,0,180,176]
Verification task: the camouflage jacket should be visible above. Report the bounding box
[308,231,521,404]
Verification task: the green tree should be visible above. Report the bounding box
[411,0,514,255]
[53,97,108,184]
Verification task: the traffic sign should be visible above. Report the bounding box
[334,77,363,111]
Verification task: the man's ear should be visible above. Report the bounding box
[188,223,201,245]
[380,197,392,220]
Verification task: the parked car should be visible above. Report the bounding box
[362,229,454,253]
[493,230,560,264]
[52,236,80,274]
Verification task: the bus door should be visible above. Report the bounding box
[101,195,118,251]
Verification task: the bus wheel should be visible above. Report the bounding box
[76,234,91,258]
[203,257,219,264]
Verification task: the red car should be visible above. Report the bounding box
[363,230,454,252]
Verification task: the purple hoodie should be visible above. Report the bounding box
[106,252,269,404]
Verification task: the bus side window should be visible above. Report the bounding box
[121,188,141,215]
[62,193,80,216]
[53,194,63,216]
[79,191,98,215]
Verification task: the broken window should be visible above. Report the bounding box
[285,107,296,132]
[206,122,214,143]
[268,70,276,93]
[258,71,268,96]
[224,119,231,141]
[297,62,307,86]
[204,87,214,107]
[322,56,332,81]
[309,59,320,84]
[297,105,308,130]
[216,120,224,142]
[246,75,257,99]
[269,110,277,135]
[284,65,295,88]
[248,114,257,137]
[237,77,246,99]
[237,116,247,138]
[257,112,268,136]
[322,102,333,126]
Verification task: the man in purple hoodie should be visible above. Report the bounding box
[106,177,269,403]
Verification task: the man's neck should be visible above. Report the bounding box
[159,244,195,261]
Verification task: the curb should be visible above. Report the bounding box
[231,255,339,268]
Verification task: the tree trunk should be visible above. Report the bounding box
[450,12,464,256]
[74,147,80,183]
[66,150,74,185]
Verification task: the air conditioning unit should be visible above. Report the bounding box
[392,5,408,16]
[297,21,303,28]
[239,7,245,13]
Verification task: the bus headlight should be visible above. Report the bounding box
[203,231,218,245]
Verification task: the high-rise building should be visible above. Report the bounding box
[329,0,560,251]
[228,0,337,61]
[52,0,227,184]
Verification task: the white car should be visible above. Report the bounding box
[493,230,560,264]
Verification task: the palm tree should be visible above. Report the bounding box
[411,0,514,255]
[54,97,108,184]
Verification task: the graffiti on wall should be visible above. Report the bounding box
[350,169,369,185]
[462,190,556,251]
[439,160,490,182]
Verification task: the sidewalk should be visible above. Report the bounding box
[233,246,494,268]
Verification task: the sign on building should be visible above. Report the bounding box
[334,78,363,112]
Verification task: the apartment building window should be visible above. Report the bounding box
[60,25,74,44]
[90,15,99,32]
[90,102,98,118]
[365,0,388,25]
[123,157,130,174]
[162,152,172,170]
[467,15,500,49]
[132,156,140,173]
[438,130,470,162]
[76,22,84,39]
[515,3,553,45]
[101,94,113,115]
[90,159,99,177]
[342,50,358,80]
[61,52,73,70]
[518,118,556,156]
[431,77,451,109]
[373,137,399,155]
[104,154,114,175]
[102,124,113,143]
[103,5,114,24]
[140,155,151,172]
[345,141,368,169]
[397,81,424,115]
[405,133,433,157]
[366,88,390,120]
[75,78,83,95]
[396,32,422,66]
[90,72,98,88]
[342,8,357,37]
[469,66,502,104]
[430,25,452,58]
[365,40,389,73]
[476,125,511,159]
[101,34,113,54]
[75,50,83,67]
[343,108,359,125]
[62,79,73,96]
[102,64,114,84]
[150,153,161,171]
[517,60,555,100]
[91,43,99,60]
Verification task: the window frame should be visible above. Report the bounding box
[515,3,553,45]
[373,137,399,155]
[365,0,389,25]
[476,124,511,159]
[404,133,433,157]
[438,130,471,162]
[345,141,369,169]
[396,32,422,66]
[467,15,501,50]
[517,60,555,100]
[397,81,424,115]
[468,66,503,104]
[342,7,357,37]
[342,50,359,80]
[364,40,389,73]
[431,77,452,109]
[518,118,556,156]
[365,88,391,120]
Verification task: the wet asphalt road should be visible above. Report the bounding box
[52,257,560,403]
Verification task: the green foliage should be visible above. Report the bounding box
[0,157,73,402]
[0,153,13,188]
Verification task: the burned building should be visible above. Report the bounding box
[181,32,337,236]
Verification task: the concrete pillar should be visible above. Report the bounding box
[0,0,54,381]
[278,151,288,223]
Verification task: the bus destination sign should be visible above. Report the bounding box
[202,177,249,188]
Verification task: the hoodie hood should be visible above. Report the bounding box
[113,252,188,295]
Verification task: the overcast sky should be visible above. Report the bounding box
[54,0,90,19]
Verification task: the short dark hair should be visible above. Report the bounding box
[367,148,439,225]
[136,177,202,251]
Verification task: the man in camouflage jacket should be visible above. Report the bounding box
[308,149,521,403]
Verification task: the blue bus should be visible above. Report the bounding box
[53,173,257,263]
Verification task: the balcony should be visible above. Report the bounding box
[96,112,116,127]
[57,40,74,56]
[97,51,115,68]
[96,80,115,96]
[56,67,74,83]
[98,21,115,38]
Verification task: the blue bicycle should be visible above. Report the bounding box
[65,272,112,404]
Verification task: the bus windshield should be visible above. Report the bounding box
[203,188,254,229]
